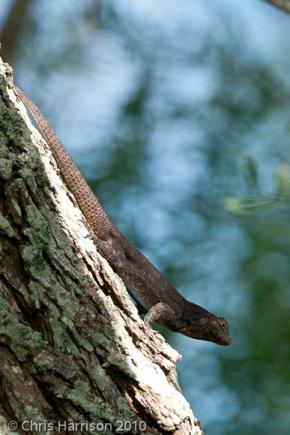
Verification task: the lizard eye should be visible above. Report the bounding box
[219,318,227,328]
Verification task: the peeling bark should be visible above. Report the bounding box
[0,59,202,435]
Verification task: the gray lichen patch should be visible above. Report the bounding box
[91,365,112,393]
[33,352,54,371]
[21,204,56,278]
[0,212,15,237]
[23,405,46,424]
[18,166,39,192]
[0,131,8,151]
[0,157,13,180]
[0,296,44,361]
[28,280,45,309]
[0,77,49,194]
[21,246,51,278]
[69,328,94,353]
[50,282,78,315]
[0,77,31,145]
[48,317,79,355]
[67,380,118,422]
[66,379,136,429]
[26,204,54,247]
[115,396,136,422]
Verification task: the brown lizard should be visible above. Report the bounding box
[14,85,230,346]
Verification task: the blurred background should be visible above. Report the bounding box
[1,1,290,434]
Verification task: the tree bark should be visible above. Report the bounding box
[0,59,202,435]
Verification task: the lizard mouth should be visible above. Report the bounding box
[178,322,231,346]
[218,335,231,346]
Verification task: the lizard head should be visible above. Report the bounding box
[174,303,231,345]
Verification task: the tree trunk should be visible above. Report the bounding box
[0,59,202,435]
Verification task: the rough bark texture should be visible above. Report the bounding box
[266,0,290,14]
[0,60,203,435]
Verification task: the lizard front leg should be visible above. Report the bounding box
[144,302,176,327]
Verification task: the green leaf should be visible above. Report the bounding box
[224,195,277,216]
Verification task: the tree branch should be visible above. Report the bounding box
[265,0,290,14]
[0,0,32,63]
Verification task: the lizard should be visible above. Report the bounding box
[14,84,231,346]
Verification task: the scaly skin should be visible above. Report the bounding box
[15,86,230,346]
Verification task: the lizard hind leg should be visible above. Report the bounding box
[144,302,176,328]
